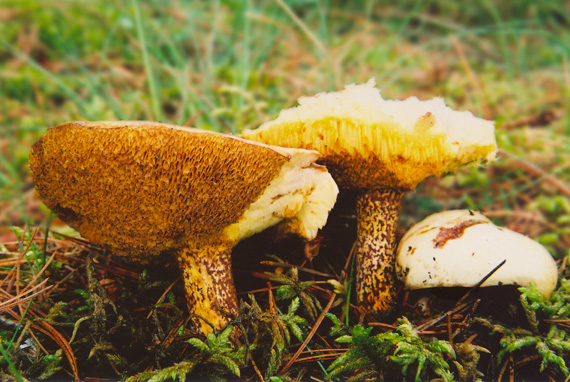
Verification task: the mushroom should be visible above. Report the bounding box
[396,209,558,297]
[29,121,338,332]
[241,80,498,313]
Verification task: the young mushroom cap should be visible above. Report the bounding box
[241,80,498,312]
[29,121,338,332]
[396,209,558,297]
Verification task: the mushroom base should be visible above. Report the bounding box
[355,188,404,313]
[177,239,239,333]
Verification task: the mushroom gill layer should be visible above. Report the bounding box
[241,80,498,190]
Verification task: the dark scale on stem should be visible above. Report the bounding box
[177,240,239,333]
[355,187,404,313]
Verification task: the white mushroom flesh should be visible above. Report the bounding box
[224,148,339,242]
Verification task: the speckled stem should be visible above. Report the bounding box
[177,240,239,333]
[355,188,404,313]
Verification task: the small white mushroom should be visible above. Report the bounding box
[396,209,558,297]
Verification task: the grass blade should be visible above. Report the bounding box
[132,0,162,121]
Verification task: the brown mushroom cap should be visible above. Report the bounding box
[30,121,310,260]
[30,120,338,331]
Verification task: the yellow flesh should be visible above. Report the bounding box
[242,116,497,190]
[224,162,338,242]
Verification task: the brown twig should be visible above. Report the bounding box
[260,261,334,278]
[250,353,265,382]
[267,282,277,314]
[159,316,188,349]
[4,228,39,296]
[499,150,570,199]
[498,109,562,130]
[279,293,336,375]
[415,298,480,335]
[44,267,79,299]
[498,354,511,382]
[292,350,346,364]
[32,320,80,382]
[49,230,105,253]
[545,319,570,330]
[146,277,181,319]
[367,321,397,331]
[0,280,52,313]
[20,249,57,297]
[247,271,329,286]
[447,313,453,347]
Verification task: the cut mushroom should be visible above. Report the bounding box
[29,121,338,332]
[241,80,498,312]
[396,209,558,297]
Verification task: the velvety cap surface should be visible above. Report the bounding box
[29,121,289,261]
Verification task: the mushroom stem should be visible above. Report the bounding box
[355,187,404,312]
[177,240,239,333]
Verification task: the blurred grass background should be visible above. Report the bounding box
[1,1,570,380]
[1,0,569,253]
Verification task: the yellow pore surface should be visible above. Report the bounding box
[241,80,498,191]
